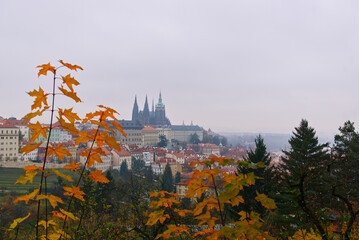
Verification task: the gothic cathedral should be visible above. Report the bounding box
[131,92,171,126]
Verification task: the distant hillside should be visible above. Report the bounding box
[221,132,333,152]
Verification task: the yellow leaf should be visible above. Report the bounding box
[37,62,55,77]
[146,210,169,226]
[37,194,64,208]
[52,169,73,182]
[38,220,56,230]
[61,74,79,91]
[195,211,218,228]
[28,121,48,142]
[59,208,78,221]
[27,87,49,110]
[255,192,277,210]
[58,86,81,103]
[13,189,39,204]
[15,171,38,185]
[8,213,31,230]
[47,145,72,160]
[20,142,43,155]
[59,60,83,71]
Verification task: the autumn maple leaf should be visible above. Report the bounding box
[58,107,80,123]
[27,87,49,110]
[23,164,42,173]
[37,62,55,77]
[57,116,78,135]
[52,168,73,182]
[89,170,109,183]
[59,60,83,71]
[47,144,72,160]
[61,74,80,91]
[58,86,82,103]
[20,142,43,155]
[37,194,64,208]
[13,189,39,204]
[23,106,49,122]
[64,162,81,171]
[112,121,127,138]
[63,186,85,201]
[28,121,48,142]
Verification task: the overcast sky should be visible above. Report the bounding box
[1,0,359,135]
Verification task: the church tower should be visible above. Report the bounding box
[143,95,150,124]
[155,91,167,126]
[131,96,139,122]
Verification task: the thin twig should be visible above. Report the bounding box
[36,70,57,240]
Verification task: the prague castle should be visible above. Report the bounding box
[131,92,171,126]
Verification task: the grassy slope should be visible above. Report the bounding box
[0,168,76,199]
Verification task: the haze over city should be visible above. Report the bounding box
[1,0,359,135]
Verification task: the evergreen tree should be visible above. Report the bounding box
[119,161,129,179]
[277,119,330,239]
[157,135,168,148]
[189,133,200,144]
[232,135,272,218]
[174,171,181,184]
[330,121,359,239]
[161,163,174,192]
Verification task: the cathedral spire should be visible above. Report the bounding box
[131,95,138,121]
[143,95,150,124]
[156,91,165,108]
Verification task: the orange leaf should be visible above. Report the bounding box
[64,162,81,171]
[37,62,55,77]
[23,164,42,173]
[75,130,91,145]
[61,74,79,91]
[87,153,102,167]
[14,189,39,204]
[90,119,114,133]
[28,122,48,142]
[57,116,78,135]
[20,142,43,155]
[105,135,121,152]
[63,186,85,201]
[47,144,71,160]
[23,106,49,122]
[52,211,66,220]
[89,170,109,183]
[58,107,80,123]
[112,121,127,138]
[58,86,82,103]
[59,60,83,71]
[98,105,118,120]
[27,87,49,110]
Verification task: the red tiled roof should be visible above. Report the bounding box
[142,126,158,132]
[0,124,17,128]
